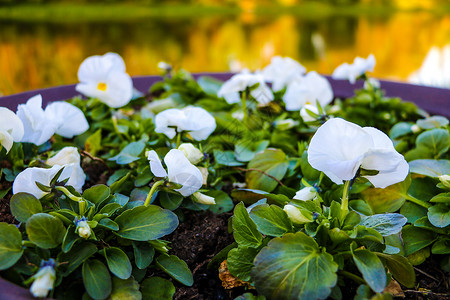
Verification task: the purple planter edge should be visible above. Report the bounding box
[0,73,449,117]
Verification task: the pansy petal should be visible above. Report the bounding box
[78,52,126,83]
[154,108,185,139]
[0,107,24,142]
[364,159,409,189]
[164,149,203,196]
[45,102,89,138]
[47,147,81,166]
[13,165,64,199]
[0,130,14,153]
[147,150,168,177]
[102,71,133,108]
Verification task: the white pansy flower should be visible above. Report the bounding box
[283,204,312,224]
[154,106,216,141]
[0,107,24,153]
[262,56,306,91]
[46,147,86,192]
[293,187,317,201]
[16,95,89,145]
[45,101,89,138]
[283,71,334,111]
[192,192,216,205]
[30,259,56,298]
[76,52,133,108]
[332,54,376,84]
[148,149,203,196]
[438,175,450,189]
[178,143,204,164]
[217,69,273,105]
[17,95,57,146]
[308,118,409,188]
[75,217,91,239]
[13,165,73,199]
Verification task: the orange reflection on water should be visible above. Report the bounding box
[0,12,449,96]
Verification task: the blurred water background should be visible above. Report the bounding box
[0,0,449,95]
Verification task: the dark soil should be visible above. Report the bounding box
[165,210,250,300]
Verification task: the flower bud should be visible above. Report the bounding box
[178,143,204,164]
[300,105,320,122]
[198,167,208,185]
[192,192,216,205]
[30,259,56,298]
[439,174,450,189]
[283,204,312,224]
[293,187,317,201]
[75,217,91,239]
[274,119,299,130]
[411,124,421,133]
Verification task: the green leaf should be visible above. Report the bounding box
[389,122,413,139]
[249,204,293,237]
[251,232,338,300]
[109,140,146,165]
[110,277,142,300]
[232,202,263,248]
[227,246,258,282]
[376,253,415,288]
[231,189,290,206]
[0,223,23,270]
[428,204,450,228]
[417,116,449,129]
[361,177,410,213]
[430,193,450,204]
[407,247,430,265]
[85,129,102,157]
[246,149,289,192]
[352,249,386,293]
[234,293,266,300]
[159,191,183,211]
[101,247,132,280]
[402,225,436,256]
[141,277,175,300]
[10,193,42,223]
[62,225,80,253]
[409,159,450,177]
[58,242,97,276]
[431,238,450,254]
[98,218,119,231]
[109,172,132,194]
[400,202,427,224]
[82,259,112,300]
[359,213,407,237]
[300,151,321,180]
[415,128,449,158]
[207,190,234,214]
[83,185,111,206]
[132,241,155,269]
[134,166,153,187]
[26,213,65,249]
[213,150,244,166]
[115,205,179,241]
[99,203,122,217]
[156,255,193,286]
[235,140,269,162]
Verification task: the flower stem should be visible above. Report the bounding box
[405,194,432,209]
[144,180,165,206]
[340,180,351,224]
[176,131,181,148]
[241,89,248,123]
[339,270,366,285]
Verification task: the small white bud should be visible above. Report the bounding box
[300,105,320,122]
[76,218,91,239]
[30,260,56,298]
[178,143,204,165]
[192,192,216,205]
[439,174,450,189]
[274,119,299,130]
[411,124,421,133]
[283,204,312,224]
[293,187,317,201]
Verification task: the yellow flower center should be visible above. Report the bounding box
[97,82,107,91]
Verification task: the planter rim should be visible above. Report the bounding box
[0,72,449,117]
